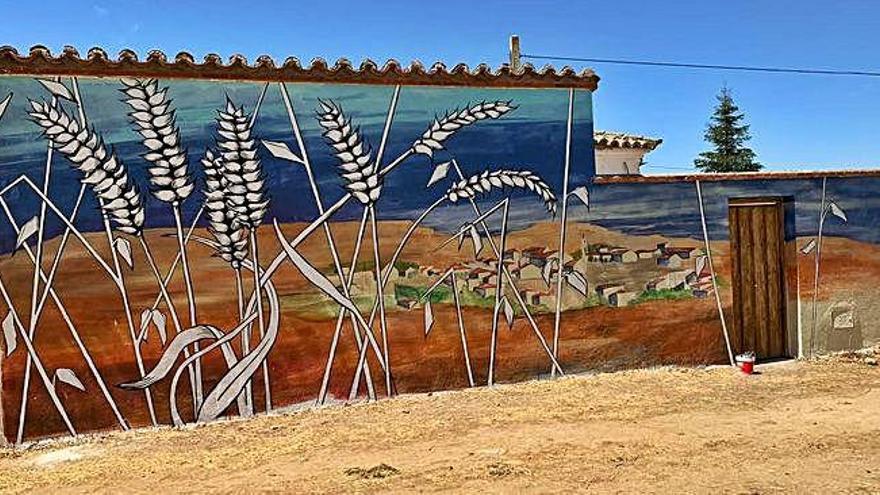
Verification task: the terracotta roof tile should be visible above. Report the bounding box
[594,131,662,151]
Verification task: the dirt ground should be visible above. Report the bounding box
[1,356,878,494]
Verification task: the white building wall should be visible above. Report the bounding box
[595,148,649,175]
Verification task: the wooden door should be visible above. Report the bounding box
[728,197,788,360]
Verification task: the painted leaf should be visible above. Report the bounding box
[502,296,515,329]
[152,310,168,345]
[695,255,708,276]
[457,228,467,251]
[53,368,85,392]
[2,311,16,356]
[469,226,482,257]
[272,220,376,346]
[424,299,434,336]
[570,186,590,208]
[15,216,39,250]
[119,325,219,389]
[800,238,817,255]
[197,261,280,424]
[0,93,12,122]
[139,309,152,341]
[37,79,75,101]
[261,140,303,164]
[426,161,451,188]
[115,237,134,269]
[829,202,847,222]
[163,322,246,425]
[565,271,589,296]
[542,259,556,286]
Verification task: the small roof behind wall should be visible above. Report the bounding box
[594,131,662,151]
[0,45,600,90]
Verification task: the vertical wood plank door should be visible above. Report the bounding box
[728,197,788,360]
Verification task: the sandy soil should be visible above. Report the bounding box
[1,356,878,494]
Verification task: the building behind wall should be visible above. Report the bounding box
[594,130,662,175]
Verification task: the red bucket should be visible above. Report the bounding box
[735,352,756,375]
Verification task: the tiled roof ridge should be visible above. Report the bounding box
[0,45,599,89]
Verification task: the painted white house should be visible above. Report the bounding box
[594,131,662,175]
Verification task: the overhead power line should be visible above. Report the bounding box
[521,53,880,77]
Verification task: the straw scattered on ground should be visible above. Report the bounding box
[1,356,879,494]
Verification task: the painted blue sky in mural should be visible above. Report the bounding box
[0,77,593,251]
[3,0,880,172]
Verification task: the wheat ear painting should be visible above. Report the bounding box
[120,78,203,408]
[317,98,394,395]
[27,91,159,429]
[216,99,272,411]
[263,83,382,403]
[121,94,281,425]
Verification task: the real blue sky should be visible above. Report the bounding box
[3,0,880,172]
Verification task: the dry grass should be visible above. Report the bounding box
[1,357,878,494]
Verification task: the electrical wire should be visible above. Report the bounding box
[521,53,880,77]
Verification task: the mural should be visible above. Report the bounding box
[0,68,874,444]
[0,74,598,442]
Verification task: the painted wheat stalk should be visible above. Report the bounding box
[317,99,393,395]
[216,99,272,411]
[202,148,252,412]
[120,77,205,408]
[445,160,564,377]
[351,167,560,393]
[120,78,194,202]
[28,99,157,423]
[412,101,515,157]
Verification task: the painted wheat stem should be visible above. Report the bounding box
[317,99,382,205]
[550,89,575,377]
[487,200,510,386]
[351,167,559,388]
[445,169,557,214]
[216,98,271,411]
[277,85,376,404]
[412,101,516,157]
[317,98,392,395]
[28,101,145,235]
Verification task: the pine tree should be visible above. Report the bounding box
[694,87,761,172]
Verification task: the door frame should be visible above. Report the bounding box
[727,196,797,360]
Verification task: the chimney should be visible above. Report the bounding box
[509,35,522,73]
